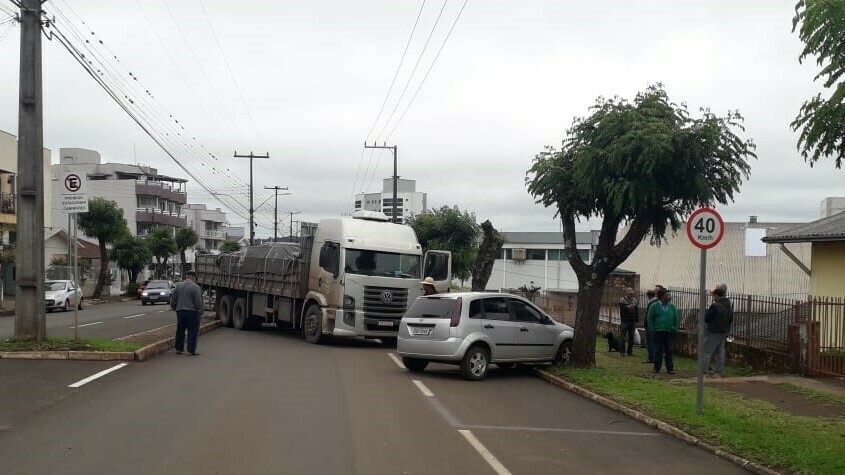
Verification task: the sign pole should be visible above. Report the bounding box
[696,247,707,415]
[73,213,80,341]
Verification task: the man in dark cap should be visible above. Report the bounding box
[170,270,204,355]
[700,282,734,377]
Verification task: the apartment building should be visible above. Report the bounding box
[353,178,427,224]
[183,203,227,252]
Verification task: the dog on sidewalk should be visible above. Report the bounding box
[605,331,624,353]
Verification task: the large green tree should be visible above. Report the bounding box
[146,227,177,278]
[220,240,241,253]
[112,236,152,284]
[526,84,755,367]
[78,198,130,299]
[792,0,845,168]
[175,228,198,276]
[408,206,480,283]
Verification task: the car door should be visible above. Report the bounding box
[508,297,559,360]
[480,297,521,361]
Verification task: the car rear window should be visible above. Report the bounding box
[404,298,458,319]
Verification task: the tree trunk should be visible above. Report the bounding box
[471,220,503,291]
[129,268,138,284]
[180,250,186,277]
[93,238,108,299]
[571,283,607,367]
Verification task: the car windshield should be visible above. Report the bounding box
[46,282,67,291]
[344,249,420,278]
[146,282,170,289]
[404,297,459,319]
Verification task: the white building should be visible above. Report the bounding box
[51,148,188,237]
[354,178,427,224]
[183,203,227,253]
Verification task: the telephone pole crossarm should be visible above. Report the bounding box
[264,185,289,242]
[234,151,270,245]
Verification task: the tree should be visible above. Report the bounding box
[471,220,505,291]
[220,240,241,253]
[526,84,755,367]
[112,236,152,284]
[78,198,130,299]
[145,227,177,278]
[408,205,480,283]
[175,228,198,276]
[792,0,845,168]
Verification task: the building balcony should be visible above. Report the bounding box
[199,229,226,240]
[135,180,187,205]
[136,208,187,228]
[0,193,15,225]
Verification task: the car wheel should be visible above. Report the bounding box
[62,300,69,312]
[553,340,572,368]
[78,298,84,310]
[217,294,233,327]
[402,357,428,372]
[460,345,490,381]
[497,363,516,370]
[303,304,326,344]
[232,297,248,330]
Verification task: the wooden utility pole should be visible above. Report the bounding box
[15,0,46,341]
[264,185,289,242]
[364,142,399,223]
[288,211,301,238]
[234,151,269,245]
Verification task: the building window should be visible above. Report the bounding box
[526,249,546,260]
[354,200,361,209]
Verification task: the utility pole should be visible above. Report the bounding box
[264,185,289,242]
[288,211,301,238]
[364,142,399,223]
[15,0,46,341]
[234,151,269,245]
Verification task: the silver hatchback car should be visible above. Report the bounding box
[397,292,574,380]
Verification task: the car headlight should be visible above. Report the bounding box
[343,294,355,309]
[141,291,148,296]
[160,292,166,296]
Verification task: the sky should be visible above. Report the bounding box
[0,0,841,237]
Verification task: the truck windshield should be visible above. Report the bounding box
[344,249,420,278]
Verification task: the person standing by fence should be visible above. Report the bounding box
[619,287,639,356]
[643,288,660,363]
[700,282,734,378]
[647,288,679,374]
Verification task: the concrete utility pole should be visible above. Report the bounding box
[288,211,301,238]
[234,151,269,246]
[16,0,46,341]
[364,142,399,223]
[263,185,289,242]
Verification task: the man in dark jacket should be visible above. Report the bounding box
[170,271,204,356]
[618,287,638,356]
[699,282,734,377]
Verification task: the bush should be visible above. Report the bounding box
[125,282,141,298]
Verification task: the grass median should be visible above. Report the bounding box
[547,339,845,475]
[0,338,141,352]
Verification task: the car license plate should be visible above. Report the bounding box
[378,320,394,328]
[410,327,432,336]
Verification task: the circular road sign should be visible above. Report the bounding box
[686,207,725,250]
[64,173,83,193]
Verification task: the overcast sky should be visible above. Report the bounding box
[0,0,840,236]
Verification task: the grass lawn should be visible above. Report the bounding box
[547,339,845,475]
[0,338,141,352]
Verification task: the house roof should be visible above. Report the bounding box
[762,212,845,244]
[501,231,593,245]
[46,229,102,259]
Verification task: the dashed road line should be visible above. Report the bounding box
[157,310,167,313]
[70,321,102,329]
[387,352,405,369]
[123,314,146,319]
[113,324,174,341]
[412,379,435,397]
[68,363,128,388]
[458,430,512,475]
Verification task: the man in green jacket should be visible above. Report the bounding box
[646,288,679,374]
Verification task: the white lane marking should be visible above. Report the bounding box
[463,424,659,436]
[157,310,167,313]
[68,363,128,388]
[387,352,405,369]
[412,379,435,397]
[123,314,146,319]
[458,430,512,475]
[113,324,174,341]
[70,321,102,329]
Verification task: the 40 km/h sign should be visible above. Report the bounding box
[686,207,725,250]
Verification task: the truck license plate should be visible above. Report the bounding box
[411,327,432,336]
[378,320,394,327]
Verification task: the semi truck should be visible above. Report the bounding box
[195,211,451,344]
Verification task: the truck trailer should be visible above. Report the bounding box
[195,211,451,344]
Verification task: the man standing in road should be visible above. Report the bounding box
[170,270,204,356]
[700,282,734,378]
[619,287,639,356]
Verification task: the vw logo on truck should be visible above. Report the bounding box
[380,290,393,304]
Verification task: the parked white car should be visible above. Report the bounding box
[397,292,573,380]
[45,280,84,312]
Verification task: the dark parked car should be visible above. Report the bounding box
[140,280,175,305]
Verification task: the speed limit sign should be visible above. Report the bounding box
[686,207,725,250]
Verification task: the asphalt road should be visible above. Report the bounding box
[0,300,178,341]
[0,328,749,475]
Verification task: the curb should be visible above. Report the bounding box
[535,369,784,475]
[133,320,222,361]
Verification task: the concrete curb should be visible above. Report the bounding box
[535,369,784,475]
[0,350,135,360]
[133,320,222,361]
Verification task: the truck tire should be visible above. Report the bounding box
[303,304,326,344]
[217,295,233,327]
[232,297,249,330]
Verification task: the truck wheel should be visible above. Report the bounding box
[303,305,326,344]
[217,295,233,327]
[380,337,398,347]
[232,297,249,330]
[460,345,490,381]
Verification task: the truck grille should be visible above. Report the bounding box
[362,286,409,320]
